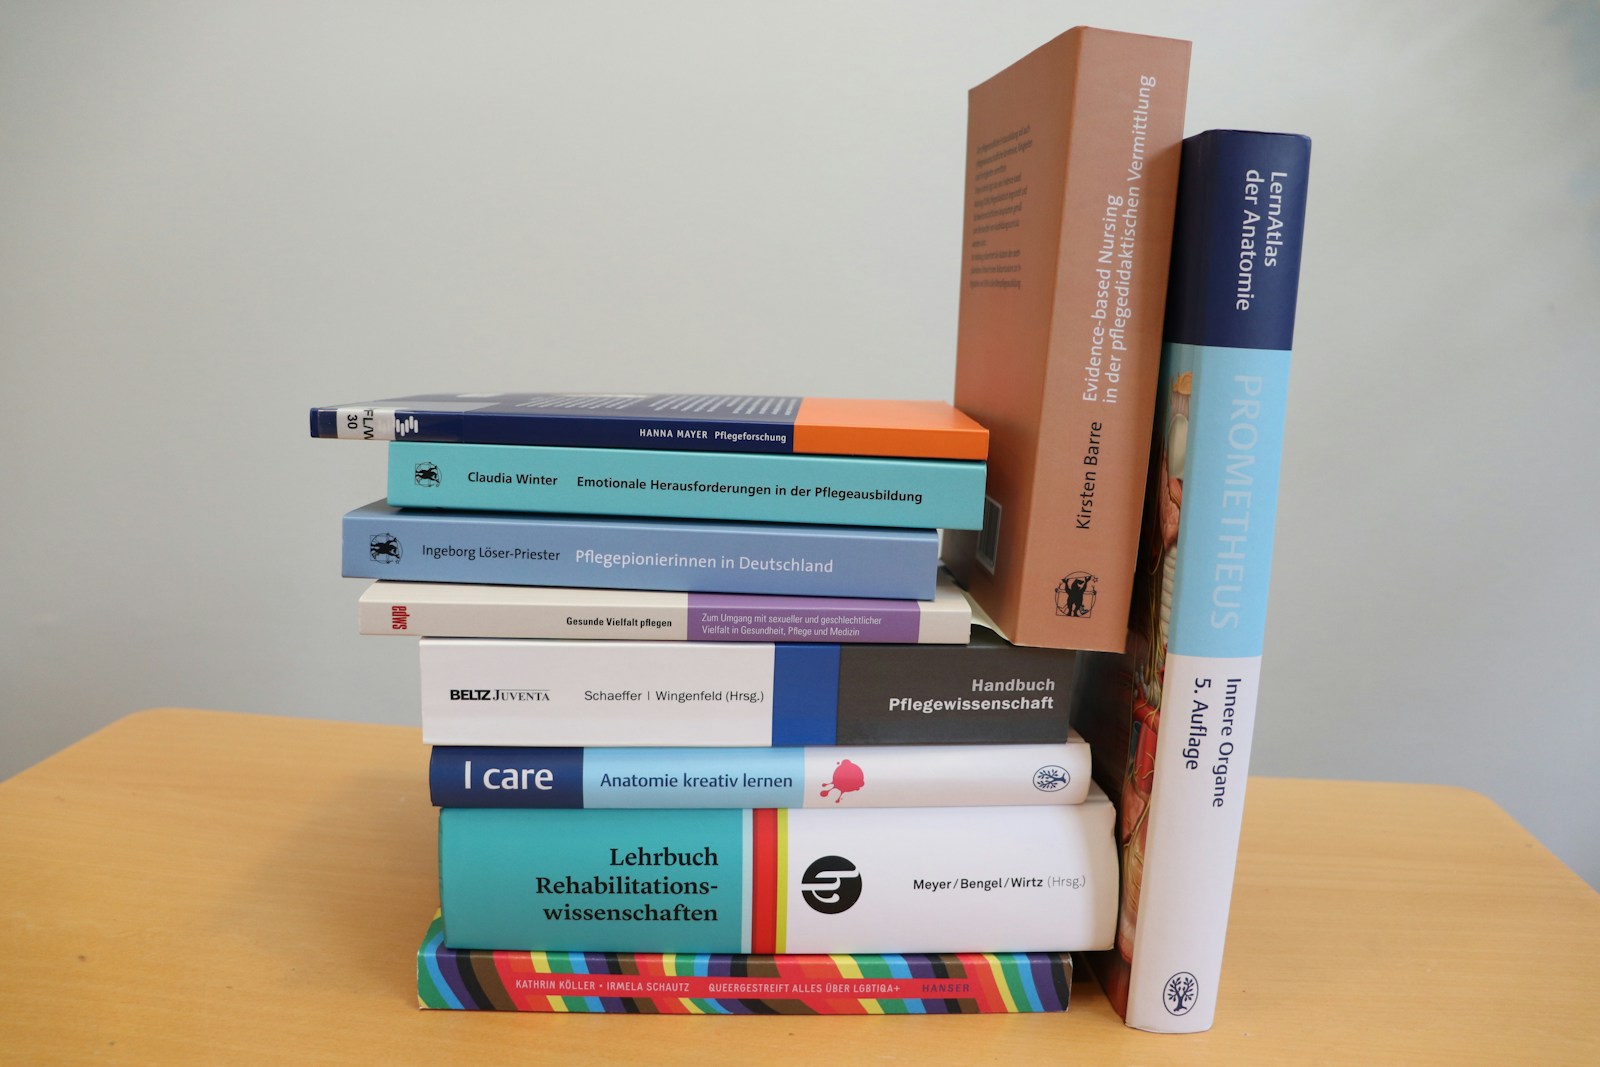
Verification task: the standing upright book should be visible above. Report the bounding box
[942,27,1191,652]
[310,393,988,459]
[1070,129,1312,1032]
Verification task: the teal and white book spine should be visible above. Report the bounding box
[386,441,986,529]
[437,794,1118,954]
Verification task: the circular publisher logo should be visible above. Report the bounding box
[800,856,862,914]
[1033,765,1071,792]
[370,533,401,563]
[1163,971,1200,1016]
[1054,572,1098,618]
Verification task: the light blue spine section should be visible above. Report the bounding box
[419,925,462,1008]
[387,441,986,529]
[583,748,806,807]
[1166,343,1291,659]
[341,502,939,599]
[563,950,602,1012]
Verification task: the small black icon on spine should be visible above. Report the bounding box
[1054,572,1098,618]
[370,533,401,563]
[414,462,440,487]
[799,856,862,914]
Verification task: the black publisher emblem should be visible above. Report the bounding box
[799,856,862,915]
[1032,765,1071,792]
[1163,971,1199,1016]
[414,462,441,487]
[369,533,401,563]
[1054,572,1098,618]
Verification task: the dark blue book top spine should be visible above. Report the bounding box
[309,408,799,451]
[310,407,469,442]
[1163,130,1312,352]
[309,396,804,452]
[462,413,796,452]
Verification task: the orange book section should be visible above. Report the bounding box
[793,398,989,460]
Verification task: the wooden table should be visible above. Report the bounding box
[2,709,1596,1064]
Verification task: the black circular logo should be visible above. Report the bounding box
[369,533,402,563]
[1163,971,1200,1015]
[1054,572,1098,618]
[800,856,862,914]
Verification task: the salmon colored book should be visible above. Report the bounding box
[944,28,1190,652]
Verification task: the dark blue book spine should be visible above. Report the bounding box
[460,412,796,451]
[309,395,804,451]
[1162,130,1312,351]
[431,747,586,807]
[311,406,469,442]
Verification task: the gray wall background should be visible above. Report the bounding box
[3,1,1597,888]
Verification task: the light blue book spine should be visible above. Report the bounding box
[385,441,986,529]
[341,501,939,600]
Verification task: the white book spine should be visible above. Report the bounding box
[779,799,1119,953]
[359,578,972,642]
[421,639,776,747]
[1123,654,1260,1031]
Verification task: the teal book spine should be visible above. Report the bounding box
[386,441,986,529]
[437,797,1117,954]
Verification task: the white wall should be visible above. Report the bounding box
[3,1,1596,887]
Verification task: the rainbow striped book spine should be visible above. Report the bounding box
[417,913,1072,1015]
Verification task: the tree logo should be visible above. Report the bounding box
[1032,765,1071,792]
[799,856,862,914]
[1163,971,1199,1016]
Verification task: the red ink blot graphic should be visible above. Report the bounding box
[820,759,866,802]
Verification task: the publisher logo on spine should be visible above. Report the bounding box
[1053,572,1098,618]
[1032,765,1071,792]
[414,461,440,487]
[448,689,551,702]
[1163,971,1199,1016]
[799,856,862,915]
[370,533,402,563]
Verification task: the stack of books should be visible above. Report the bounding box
[310,20,1315,1032]
[311,392,1122,1015]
